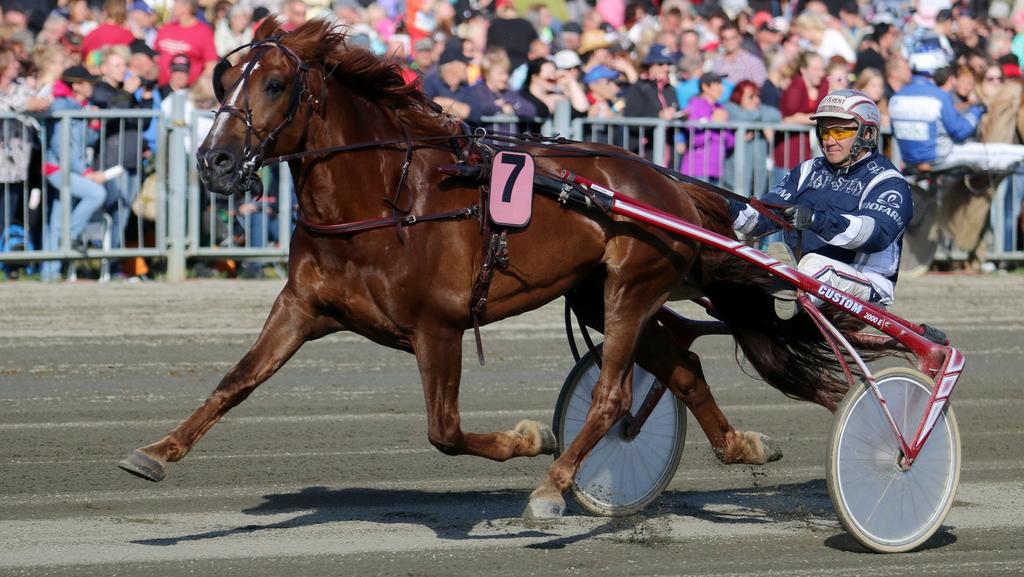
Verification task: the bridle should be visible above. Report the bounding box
[210,36,318,193]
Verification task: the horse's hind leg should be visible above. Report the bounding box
[637,309,782,465]
[118,287,342,482]
[410,325,556,461]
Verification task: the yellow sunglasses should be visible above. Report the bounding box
[817,125,859,141]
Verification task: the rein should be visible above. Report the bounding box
[211,37,792,235]
[268,127,795,235]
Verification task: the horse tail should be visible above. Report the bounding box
[685,185,869,411]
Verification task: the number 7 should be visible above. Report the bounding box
[500,154,526,203]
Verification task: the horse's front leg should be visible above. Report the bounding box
[411,326,556,460]
[118,286,342,481]
[525,281,663,519]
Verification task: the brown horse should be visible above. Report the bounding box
[119,20,853,518]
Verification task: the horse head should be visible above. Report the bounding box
[198,19,330,197]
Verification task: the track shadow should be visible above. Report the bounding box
[131,486,617,547]
[824,527,958,553]
[655,479,835,525]
[131,478,846,549]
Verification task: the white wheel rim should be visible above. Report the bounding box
[560,358,683,512]
[835,376,958,547]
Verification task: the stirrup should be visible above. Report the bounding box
[765,242,799,320]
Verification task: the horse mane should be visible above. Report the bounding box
[262,18,448,134]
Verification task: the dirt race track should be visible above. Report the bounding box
[1,275,1022,576]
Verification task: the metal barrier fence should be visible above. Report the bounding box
[1,101,1021,281]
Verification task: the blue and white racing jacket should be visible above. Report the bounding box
[730,150,913,302]
[889,75,984,165]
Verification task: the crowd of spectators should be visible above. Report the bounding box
[2,0,1024,279]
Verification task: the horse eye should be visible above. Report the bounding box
[265,80,286,96]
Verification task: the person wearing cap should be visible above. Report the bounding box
[583,65,623,119]
[124,39,161,156]
[128,1,158,48]
[154,0,217,87]
[411,37,437,77]
[81,0,136,62]
[752,17,786,61]
[550,48,589,100]
[679,72,735,183]
[421,38,475,121]
[731,90,913,319]
[161,53,193,97]
[128,39,159,93]
[39,64,109,280]
[462,48,536,125]
[623,44,679,120]
[552,50,582,74]
[711,22,767,88]
[620,44,681,163]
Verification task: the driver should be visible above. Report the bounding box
[730,89,913,319]
[890,35,1024,172]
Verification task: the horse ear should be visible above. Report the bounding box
[254,16,285,41]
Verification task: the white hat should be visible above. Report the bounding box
[768,16,789,33]
[989,1,1011,19]
[553,49,583,70]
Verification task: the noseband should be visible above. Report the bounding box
[211,36,318,189]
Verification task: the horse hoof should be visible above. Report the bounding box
[514,420,558,456]
[522,496,565,520]
[118,449,167,482]
[760,434,783,463]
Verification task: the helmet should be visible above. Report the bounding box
[909,35,949,75]
[810,89,881,160]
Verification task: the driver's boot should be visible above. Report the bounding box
[765,242,799,320]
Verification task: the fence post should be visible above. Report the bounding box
[570,117,584,142]
[166,92,188,281]
[59,112,72,253]
[733,124,748,197]
[553,100,572,139]
[652,122,667,167]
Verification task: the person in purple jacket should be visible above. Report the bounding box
[461,48,536,126]
[679,72,735,183]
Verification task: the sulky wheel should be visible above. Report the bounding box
[553,349,686,516]
[827,367,961,553]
